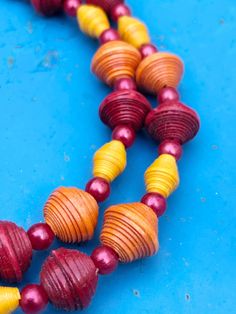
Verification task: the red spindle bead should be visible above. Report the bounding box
[158,87,180,103]
[99,29,120,45]
[91,246,119,275]
[20,284,48,314]
[27,223,55,251]
[112,125,136,148]
[30,0,63,16]
[110,3,131,22]
[85,0,124,13]
[158,140,183,160]
[85,177,111,202]
[139,43,158,59]
[114,77,137,91]
[141,193,167,217]
[63,0,81,16]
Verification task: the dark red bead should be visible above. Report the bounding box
[158,87,180,103]
[112,125,136,148]
[110,3,131,22]
[27,223,55,251]
[31,0,63,16]
[85,177,110,202]
[20,284,48,314]
[99,28,120,45]
[63,0,81,16]
[85,0,124,13]
[141,193,167,217]
[158,140,183,160]
[139,43,158,59]
[91,246,119,275]
[114,77,137,91]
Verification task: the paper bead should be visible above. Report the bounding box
[91,40,141,86]
[118,16,150,48]
[93,140,126,182]
[31,0,63,16]
[100,203,159,262]
[136,52,184,95]
[44,187,98,243]
[0,287,20,314]
[145,154,179,198]
[40,248,98,311]
[85,0,124,13]
[0,221,32,283]
[77,4,110,38]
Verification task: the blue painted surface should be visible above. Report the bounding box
[0,0,235,313]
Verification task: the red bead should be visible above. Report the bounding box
[20,284,48,314]
[99,28,120,45]
[85,0,124,13]
[27,223,55,251]
[31,0,63,16]
[141,193,167,217]
[110,3,131,22]
[63,0,81,16]
[114,77,137,91]
[112,125,136,148]
[158,140,183,160]
[85,177,110,202]
[91,246,119,275]
[139,43,158,59]
[158,87,180,103]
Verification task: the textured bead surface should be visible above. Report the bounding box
[112,125,136,148]
[86,0,124,13]
[63,0,81,16]
[158,86,180,103]
[140,43,158,59]
[111,3,131,21]
[99,28,120,44]
[27,223,55,251]
[91,246,119,275]
[100,203,159,263]
[92,40,141,86]
[0,221,32,283]
[0,287,20,314]
[31,0,63,16]
[141,193,167,217]
[145,101,200,144]
[40,248,98,311]
[99,90,151,131]
[44,187,98,243]
[158,140,183,160]
[114,77,136,91]
[86,177,111,202]
[136,52,184,95]
[20,285,48,314]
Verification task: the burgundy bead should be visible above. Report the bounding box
[99,28,120,45]
[85,0,124,13]
[114,77,137,91]
[31,0,63,16]
[158,87,180,103]
[110,3,131,22]
[91,246,119,275]
[63,0,81,16]
[140,43,158,59]
[141,193,167,217]
[20,284,48,314]
[159,140,183,160]
[27,223,55,251]
[85,177,111,202]
[0,221,32,283]
[40,248,98,311]
[112,125,136,148]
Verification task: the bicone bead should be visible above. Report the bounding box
[140,43,158,59]
[91,246,119,275]
[0,287,21,314]
[85,0,124,13]
[86,177,111,202]
[30,0,63,16]
[112,125,136,148]
[158,140,183,160]
[114,77,137,91]
[27,223,55,251]
[20,285,48,314]
[141,193,167,217]
[110,3,131,22]
[157,86,180,103]
[63,0,81,16]
[99,28,120,44]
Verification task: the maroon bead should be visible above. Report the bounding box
[158,87,180,103]
[110,3,131,22]
[20,284,48,314]
[27,223,55,251]
[99,28,120,45]
[40,248,98,311]
[99,90,152,131]
[158,140,183,160]
[91,246,119,275]
[31,0,63,16]
[114,77,137,91]
[85,0,124,13]
[85,177,110,202]
[141,193,167,217]
[112,125,136,148]
[63,0,81,16]
[0,221,32,283]
[139,43,158,59]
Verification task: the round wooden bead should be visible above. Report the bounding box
[40,248,98,311]
[20,285,48,314]
[27,223,55,251]
[99,90,152,131]
[100,203,159,263]
[145,101,200,144]
[0,221,32,283]
[110,3,131,22]
[91,246,119,275]
[91,40,141,86]
[85,0,124,13]
[31,0,63,16]
[0,287,21,314]
[44,187,99,243]
[63,0,81,16]
[136,52,184,95]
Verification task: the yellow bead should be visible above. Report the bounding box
[77,5,110,38]
[145,154,179,198]
[93,140,127,182]
[0,287,20,314]
[118,16,150,48]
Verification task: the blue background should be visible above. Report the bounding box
[0,0,235,313]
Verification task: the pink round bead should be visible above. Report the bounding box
[139,43,158,59]
[20,284,48,313]
[158,140,183,160]
[91,246,119,275]
[63,0,81,16]
[112,125,136,148]
[110,3,131,22]
[27,223,55,251]
[114,77,137,91]
[31,0,63,16]
[158,87,180,104]
[86,177,111,202]
[141,193,167,217]
[99,28,120,45]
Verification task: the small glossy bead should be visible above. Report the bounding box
[110,4,131,22]
[140,43,158,59]
[63,0,81,16]
[99,28,120,45]
[112,125,136,148]
[91,246,119,274]
[27,223,55,251]
[141,193,167,217]
[86,177,111,202]
[20,284,48,314]
[158,87,180,103]
[114,77,137,91]
[158,140,183,161]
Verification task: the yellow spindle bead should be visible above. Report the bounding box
[77,5,110,38]
[93,140,127,182]
[118,16,150,48]
[0,287,20,314]
[145,154,179,198]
